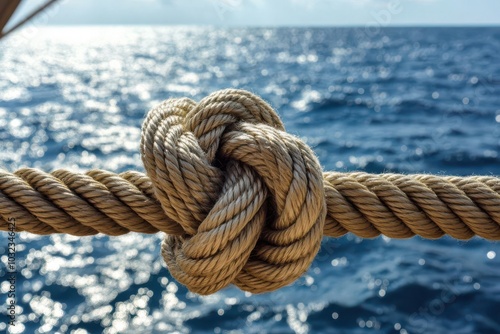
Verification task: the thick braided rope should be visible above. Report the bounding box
[1,89,500,294]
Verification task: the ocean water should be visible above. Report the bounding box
[0,26,500,333]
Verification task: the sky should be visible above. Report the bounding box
[8,0,500,27]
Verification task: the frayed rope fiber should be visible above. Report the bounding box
[2,89,500,294]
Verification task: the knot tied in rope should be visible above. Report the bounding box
[141,89,326,295]
[3,89,500,296]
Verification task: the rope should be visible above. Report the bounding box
[1,89,500,295]
[0,0,60,40]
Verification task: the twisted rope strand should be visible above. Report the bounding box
[1,88,499,295]
[0,168,184,236]
[2,169,500,240]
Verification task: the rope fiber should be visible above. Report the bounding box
[1,89,500,294]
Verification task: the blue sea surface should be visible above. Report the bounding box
[0,26,500,333]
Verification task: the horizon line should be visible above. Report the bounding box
[39,23,500,28]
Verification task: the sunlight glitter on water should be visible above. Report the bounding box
[1,26,500,333]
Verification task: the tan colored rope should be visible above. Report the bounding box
[1,89,500,295]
